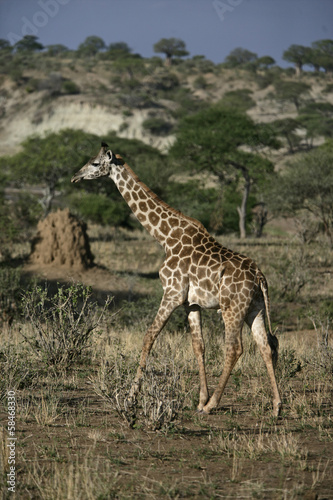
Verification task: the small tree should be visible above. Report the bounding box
[273,80,310,111]
[111,56,144,81]
[77,35,106,58]
[3,129,97,215]
[153,38,188,66]
[219,89,255,113]
[0,39,12,52]
[46,44,69,57]
[107,42,132,58]
[271,118,301,153]
[224,47,257,67]
[298,102,333,146]
[282,44,311,75]
[311,39,333,73]
[257,55,276,69]
[14,35,44,53]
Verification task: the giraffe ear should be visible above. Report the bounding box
[106,150,113,159]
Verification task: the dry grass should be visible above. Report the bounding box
[0,232,332,498]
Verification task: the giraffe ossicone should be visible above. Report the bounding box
[71,143,282,417]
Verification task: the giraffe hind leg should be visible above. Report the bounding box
[246,309,282,417]
[202,317,243,414]
[186,306,209,411]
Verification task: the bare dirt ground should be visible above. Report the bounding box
[1,231,332,499]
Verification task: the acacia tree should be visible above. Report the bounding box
[14,35,44,53]
[3,129,97,215]
[273,80,310,111]
[46,44,69,57]
[77,36,106,57]
[257,55,275,69]
[107,42,132,57]
[224,47,257,67]
[298,102,333,146]
[310,39,333,73]
[282,44,311,75]
[169,107,280,238]
[153,38,188,65]
[0,39,12,52]
[271,118,301,153]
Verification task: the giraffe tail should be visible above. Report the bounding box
[258,272,274,336]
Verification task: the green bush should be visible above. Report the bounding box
[25,77,40,93]
[219,89,255,112]
[142,117,173,136]
[0,190,42,247]
[165,180,220,232]
[193,75,208,89]
[69,191,130,227]
[170,88,205,119]
[9,68,23,84]
[62,80,80,94]
[147,70,180,92]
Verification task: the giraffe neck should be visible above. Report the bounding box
[110,162,207,249]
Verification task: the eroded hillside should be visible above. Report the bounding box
[1,54,332,159]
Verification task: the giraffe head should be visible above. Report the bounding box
[71,142,124,183]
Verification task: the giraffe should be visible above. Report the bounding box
[71,143,282,417]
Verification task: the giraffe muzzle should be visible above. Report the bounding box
[71,172,83,183]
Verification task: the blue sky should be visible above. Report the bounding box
[0,0,332,66]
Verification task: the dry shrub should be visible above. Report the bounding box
[21,283,112,367]
[92,336,193,431]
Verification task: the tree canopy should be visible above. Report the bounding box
[224,47,258,67]
[153,38,189,65]
[299,101,333,136]
[169,107,279,237]
[2,129,96,214]
[77,36,106,57]
[14,35,44,53]
[282,40,333,73]
[273,80,310,111]
[310,39,333,72]
[46,44,69,57]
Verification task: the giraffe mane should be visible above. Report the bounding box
[117,155,208,233]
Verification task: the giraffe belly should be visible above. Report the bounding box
[187,282,220,309]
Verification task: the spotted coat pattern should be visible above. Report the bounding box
[72,144,282,416]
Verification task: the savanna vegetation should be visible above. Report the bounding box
[0,35,332,498]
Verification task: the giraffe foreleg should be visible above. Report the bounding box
[128,294,183,400]
[186,306,209,411]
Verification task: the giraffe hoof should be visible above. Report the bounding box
[273,402,282,418]
[197,408,210,415]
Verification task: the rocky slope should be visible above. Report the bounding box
[0,59,332,158]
